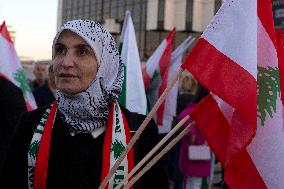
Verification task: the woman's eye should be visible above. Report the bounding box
[55,45,65,55]
[78,47,88,56]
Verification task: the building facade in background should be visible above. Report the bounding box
[272,0,284,30]
[57,0,222,61]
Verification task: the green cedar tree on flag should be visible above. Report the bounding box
[0,21,37,111]
[118,11,147,115]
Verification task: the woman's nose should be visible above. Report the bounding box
[61,51,75,67]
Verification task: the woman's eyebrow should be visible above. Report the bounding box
[55,43,91,50]
[74,44,92,50]
[54,42,65,47]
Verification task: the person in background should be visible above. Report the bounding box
[178,84,211,189]
[0,76,27,173]
[168,73,198,189]
[176,72,197,115]
[33,65,56,107]
[30,62,48,91]
[0,19,168,189]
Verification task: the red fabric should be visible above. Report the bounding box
[142,66,151,88]
[100,103,134,189]
[190,95,267,189]
[225,110,255,164]
[190,95,229,165]
[157,28,175,125]
[100,102,114,189]
[276,29,284,106]
[225,149,267,189]
[34,101,58,189]
[181,39,257,127]
[0,21,13,44]
[258,0,276,47]
[25,101,34,112]
[121,109,134,189]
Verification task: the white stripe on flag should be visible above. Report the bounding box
[145,40,167,77]
[202,0,257,78]
[257,17,278,68]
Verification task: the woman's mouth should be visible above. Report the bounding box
[59,73,77,78]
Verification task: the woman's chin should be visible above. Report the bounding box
[58,86,81,95]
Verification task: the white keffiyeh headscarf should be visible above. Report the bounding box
[52,19,124,134]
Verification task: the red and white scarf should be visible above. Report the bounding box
[28,101,133,189]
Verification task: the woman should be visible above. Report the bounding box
[176,73,197,116]
[1,20,168,189]
[178,84,211,189]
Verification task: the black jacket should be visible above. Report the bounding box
[33,82,55,107]
[0,77,27,171]
[1,104,169,189]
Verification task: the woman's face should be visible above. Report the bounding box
[182,76,191,92]
[53,30,98,94]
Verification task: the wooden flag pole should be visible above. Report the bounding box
[98,67,184,189]
[125,121,196,189]
[114,115,191,189]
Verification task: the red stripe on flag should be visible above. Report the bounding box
[225,149,267,189]
[34,101,58,189]
[257,0,276,48]
[181,38,257,126]
[190,95,267,189]
[157,47,171,125]
[276,29,284,106]
[190,95,229,165]
[142,66,152,89]
[225,110,256,164]
[157,28,175,125]
[100,102,115,189]
[0,21,14,44]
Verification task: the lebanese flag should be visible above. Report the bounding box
[118,11,148,115]
[143,28,175,132]
[182,0,284,188]
[0,21,37,111]
[142,28,175,89]
[158,36,195,133]
[182,0,257,167]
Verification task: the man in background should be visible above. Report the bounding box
[30,61,48,91]
[33,65,56,107]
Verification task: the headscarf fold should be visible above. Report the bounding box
[53,19,124,134]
